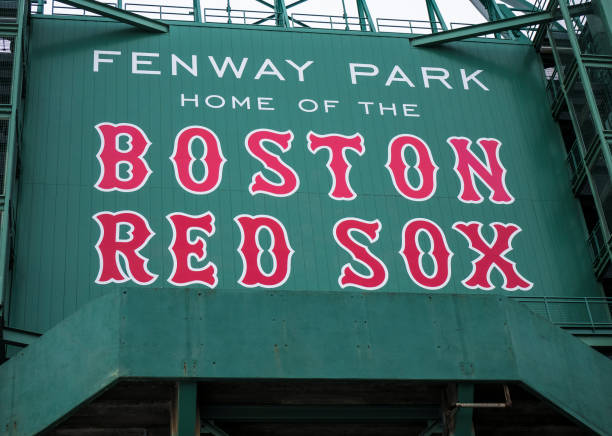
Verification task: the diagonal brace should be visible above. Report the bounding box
[411,2,591,47]
[58,0,168,32]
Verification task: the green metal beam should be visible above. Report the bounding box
[287,0,310,8]
[452,384,475,436]
[58,0,168,33]
[425,0,448,32]
[0,0,26,351]
[254,0,274,9]
[496,3,529,40]
[356,0,375,32]
[1,327,41,347]
[0,22,18,36]
[411,2,592,46]
[193,0,201,23]
[274,0,289,28]
[499,0,543,11]
[172,382,198,436]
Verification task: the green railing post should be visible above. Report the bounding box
[117,0,122,9]
[37,0,44,14]
[425,0,447,32]
[341,0,349,30]
[193,0,201,22]
[584,297,596,332]
[356,0,375,32]
[543,296,552,322]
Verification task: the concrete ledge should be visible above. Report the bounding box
[1,290,610,434]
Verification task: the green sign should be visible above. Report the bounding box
[10,18,602,331]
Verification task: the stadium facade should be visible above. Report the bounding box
[0,0,611,434]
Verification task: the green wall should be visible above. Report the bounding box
[8,17,603,332]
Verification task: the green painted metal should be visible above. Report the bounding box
[9,17,606,335]
[453,384,475,436]
[193,0,201,23]
[593,0,612,42]
[1,326,41,347]
[558,0,612,192]
[0,0,26,344]
[0,22,18,35]
[1,291,611,435]
[274,0,289,27]
[498,0,544,12]
[544,25,612,246]
[411,2,592,46]
[496,3,529,40]
[356,0,375,32]
[172,382,198,436]
[201,421,230,436]
[425,0,448,33]
[58,0,169,32]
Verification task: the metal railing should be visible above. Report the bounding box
[124,3,193,21]
[51,1,117,16]
[566,138,584,186]
[512,296,612,333]
[587,221,608,268]
[450,22,497,39]
[288,13,373,31]
[376,18,440,34]
[545,66,563,105]
[202,8,279,26]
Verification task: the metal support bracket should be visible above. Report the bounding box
[57,0,168,33]
[411,2,592,46]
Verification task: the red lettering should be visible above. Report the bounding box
[95,122,152,192]
[170,126,227,194]
[448,136,514,204]
[334,218,388,290]
[307,131,365,200]
[453,221,532,291]
[167,212,217,287]
[235,214,294,288]
[385,134,438,201]
[400,218,453,290]
[246,129,299,197]
[93,211,157,285]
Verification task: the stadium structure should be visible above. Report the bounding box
[0,0,611,434]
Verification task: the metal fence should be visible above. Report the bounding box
[202,8,279,26]
[288,13,372,31]
[376,18,440,34]
[512,296,612,333]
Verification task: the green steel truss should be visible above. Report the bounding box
[411,2,592,46]
[56,0,168,32]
